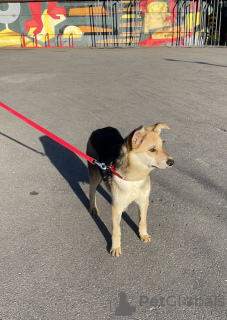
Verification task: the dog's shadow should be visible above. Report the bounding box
[40,136,139,252]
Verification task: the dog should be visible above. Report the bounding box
[86,123,174,257]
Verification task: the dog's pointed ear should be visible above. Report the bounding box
[147,123,170,135]
[128,126,146,150]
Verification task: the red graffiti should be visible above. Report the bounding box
[47,2,66,20]
[140,35,183,46]
[25,2,66,35]
[25,2,43,35]
[140,0,154,16]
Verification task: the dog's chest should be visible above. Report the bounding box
[112,176,150,202]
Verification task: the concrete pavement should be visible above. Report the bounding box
[0,47,227,319]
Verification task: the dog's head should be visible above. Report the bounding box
[127,123,174,170]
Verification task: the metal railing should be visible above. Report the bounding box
[92,0,142,47]
[21,33,74,49]
[174,0,225,46]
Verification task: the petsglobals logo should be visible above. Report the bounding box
[139,295,225,308]
[108,291,225,319]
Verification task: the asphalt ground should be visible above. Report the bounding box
[0,47,227,320]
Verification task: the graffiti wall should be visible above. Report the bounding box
[141,0,223,46]
[0,0,223,47]
[0,1,98,47]
[141,0,178,46]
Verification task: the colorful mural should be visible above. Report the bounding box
[0,0,225,47]
[0,2,85,47]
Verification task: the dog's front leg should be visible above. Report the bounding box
[110,206,122,257]
[137,198,151,243]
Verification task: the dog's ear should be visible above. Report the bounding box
[147,123,170,135]
[128,126,145,150]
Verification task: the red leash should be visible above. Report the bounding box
[0,102,125,180]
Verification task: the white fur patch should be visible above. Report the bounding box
[112,175,150,209]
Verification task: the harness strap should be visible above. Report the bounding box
[110,164,126,181]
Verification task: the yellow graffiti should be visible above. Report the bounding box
[122,14,141,19]
[0,29,35,47]
[144,12,171,33]
[28,27,37,37]
[28,9,67,41]
[185,12,201,28]
[0,29,20,47]
[152,26,185,39]
[79,26,112,33]
[144,9,202,38]
[63,26,83,38]
[144,1,170,34]
[147,2,168,13]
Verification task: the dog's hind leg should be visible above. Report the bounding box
[87,140,103,215]
[88,162,102,215]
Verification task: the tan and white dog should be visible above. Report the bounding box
[86,123,174,257]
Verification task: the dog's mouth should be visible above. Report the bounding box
[150,164,169,169]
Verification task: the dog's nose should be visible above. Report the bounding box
[166,158,174,167]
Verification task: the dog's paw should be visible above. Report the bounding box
[110,247,122,257]
[89,207,99,215]
[140,234,151,243]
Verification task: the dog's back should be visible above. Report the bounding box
[88,127,124,165]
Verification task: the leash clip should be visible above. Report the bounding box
[92,159,110,171]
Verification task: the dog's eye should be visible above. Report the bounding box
[149,148,156,152]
